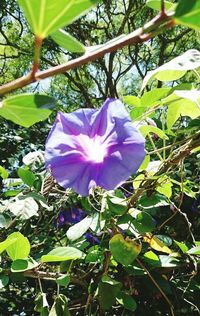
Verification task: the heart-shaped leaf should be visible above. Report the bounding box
[0,94,56,127]
[17,0,100,38]
[109,234,141,266]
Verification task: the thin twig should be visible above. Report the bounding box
[137,258,175,316]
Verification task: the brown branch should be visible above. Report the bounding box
[23,270,88,289]
[0,13,174,97]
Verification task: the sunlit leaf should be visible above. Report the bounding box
[174,240,189,253]
[142,49,200,90]
[6,232,31,260]
[187,246,200,255]
[66,216,94,241]
[175,0,200,30]
[0,94,56,127]
[130,107,146,120]
[0,166,9,179]
[109,234,141,266]
[8,196,39,219]
[0,237,18,255]
[163,90,200,129]
[41,247,84,262]
[139,154,150,171]
[140,88,171,107]
[51,29,85,53]
[139,125,168,140]
[146,0,175,11]
[143,233,172,254]
[156,177,173,198]
[123,95,141,107]
[17,0,100,38]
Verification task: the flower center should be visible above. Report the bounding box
[80,135,107,163]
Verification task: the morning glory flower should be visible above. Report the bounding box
[84,233,100,245]
[45,98,145,196]
[56,208,85,228]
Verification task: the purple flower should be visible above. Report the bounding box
[84,233,100,245]
[56,208,85,227]
[121,181,134,198]
[45,98,145,196]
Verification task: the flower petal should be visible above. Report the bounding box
[97,143,145,190]
[45,98,146,196]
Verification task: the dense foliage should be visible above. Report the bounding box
[0,1,200,315]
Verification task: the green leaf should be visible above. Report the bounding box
[0,237,18,255]
[123,95,141,107]
[18,168,36,187]
[109,234,141,266]
[51,29,85,53]
[142,49,200,90]
[140,88,171,107]
[130,107,146,120]
[17,0,99,38]
[0,94,56,127]
[175,0,200,30]
[98,275,122,310]
[56,275,70,287]
[139,154,150,171]
[143,250,160,267]
[146,0,174,11]
[66,216,94,241]
[85,246,103,263]
[11,257,39,272]
[163,90,200,129]
[0,166,9,179]
[49,294,70,316]
[130,209,156,234]
[139,193,169,208]
[0,274,9,289]
[6,232,31,261]
[187,246,200,255]
[116,292,137,312]
[174,240,189,253]
[107,195,127,215]
[139,125,168,140]
[156,177,173,198]
[34,293,49,314]
[41,247,84,262]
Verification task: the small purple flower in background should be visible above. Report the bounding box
[121,181,134,198]
[45,98,145,196]
[56,208,85,228]
[84,233,100,245]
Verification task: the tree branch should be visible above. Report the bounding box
[0,12,174,97]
